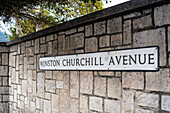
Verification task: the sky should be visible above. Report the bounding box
[0,0,130,37]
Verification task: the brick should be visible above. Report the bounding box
[45,80,55,93]
[161,95,170,111]
[107,17,122,33]
[146,69,170,92]
[40,44,47,53]
[154,4,170,26]
[94,21,106,35]
[35,38,40,54]
[122,72,144,90]
[40,37,46,44]
[37,73,45,98]
[70,98,79,113]
[85,24,93,36]
[22,80,27,96]
[135,108,154,113]
[133,15,152,29]
[122,90,134,113]
[70,71,79,98]
[94,77,106,97]
[89,96,103,112]
[80,71,93,94]
[136,91,159,108]
[2,53,8,65]
[47,42,52,55]
[123,20,131,44]
[104,99,120,113]
[133,28,166,66]
[52,94,59,112]
[99,35,110,47]
[108,78,121,99]
[111,34,122,46]
[52,40,58,55]
[60,90,69,113]
[66,28,77,35]
[80,95,88,113]
[46,34,54,41]
[70,33,84,49]
[56,81,63,89]
[85,37,98,52]
[44,100,51,113]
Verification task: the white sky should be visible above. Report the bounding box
[0,0,129,35]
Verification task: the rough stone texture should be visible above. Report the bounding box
[0,66,8,75]
[161,95,170,111]
[136,91,159,108]
[122,72,144,90]
[133,15,152,29]
[56,81,63,89]
[60,90,69,113]
[99,71,114,76]
[133,28,166,66]
[80,71,93,94]
[122,90,134,113]
[123,20,131,44]
[85,37,98,52]
[146,69,170,92]
[89,96,103,112]
[37,73,45,98]
[66,28,77,35]
[45,80,55,93]
[135,108,154,113]
[104,99,120,113]
[45,71,52,79]
[52,94,59,113]
[70,33,84,49]
[44,100,51,113]
[94,77,106,97]
[85,24,93,37]
[2,53,8,65]
[78,26,84,32]
[40,37,46,44]
[94,21,106,35]
[70,71,79,98]
[108,78,121,99]
[124,12,141,19]
[70,98,79,113]
[80,95,88,113]
[111,34,122,46]
[107,17,122,34]
[46,34,54,42]
[99,35,110,47]
[154,4,170,26]
[40,44,47,53]
[52,40,58,55]
[53,71,63,80]
[26,47,34,56]
[58,35,65,51]
[47,42,53,55]
[21,80,27,96]
[169,26,170,51]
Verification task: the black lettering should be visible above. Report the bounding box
[129,55,137,65]
[115,56,122,65]
[80,58,85,66]
[95,57,98,66]
[66,59,71,66]
[148,54,154,64]
[123,55,128,65]
[62,59,66,66]
[85,58,90,66]
[91,57,93,66]
[109,56,115,65]
[100,57,104,65]
[139,54,146,64]
[71,59,75,66]
[76,59,80,66]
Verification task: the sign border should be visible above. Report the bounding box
[39,46,159,72]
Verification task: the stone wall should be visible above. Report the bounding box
[2,0,170,112]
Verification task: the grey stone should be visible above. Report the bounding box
[123,20,131,44]
[35,38,40,54]
[161,95,170,111]
[104,99,120,113]
[26,47,34,56]
[40,37,46,44]
[66,28,77,35]
[99,35,110,47]
[56,81,63,89]
[78,26,84,32]
[89,96,103,112]
[2,53,8,65]
[85,24,93,37]
[40,44,47,53]
[44,99,51,113]
[46,34,54,41]
[21,42,26,53]
[22,80,27,96]
[45,80,56,93]
[111,34,122,46]
[136,91,159,108]
[58,35,65,51]
[107,17,122,33]
[63,71,69,89]
[80,95,88,113]
[133,15,152,29]
[124,12,141,19]
[52,40,58,55]
[133,28,166,66]
[70,98,79,113]
[48,42,53,55]
[37,73,45,98]
[85,37,98,52]
[0,66,8,76]
[70,71,79,98]
[52,94,59,113]
[94,21,106,35]
[168,26,170,51]
[70,33,84,49]
[94,77,106,97]
[60,90,69,113]
[135,108,154,113]
[26,40,32,47]
[53,71,63,80]
[30,101,36,113]
[28,70,32,93]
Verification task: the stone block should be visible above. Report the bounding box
[17,44,21,54]
[168,27,170,51]
[135,108,154,113]
[136,91,159,108]
[70,98,79,113]
[111,34,122,46]
[94,77,106,97]
[85,37,98,52]
[133,15,152,29]
[21,42,26,54]
[45,92,51,100]
[58,35,65,51]
[30,101,36,113]
[60,90,69,113]
[0,66,8,76]
[45,80,56,93]
[123,20,131,44]
[124,12,141,19]
[22,80,27,96]
[56,81,63,89]
[65,36,70,50]
[40,44,47,53]
[10,45,17,52]
[0,47,9,53]
[70,71,79,98]
[161,95,170,111]
[89,96,103,112]
[26,47,34,56]
[26,40,32,47]
[35,38,40,54]
[107,17,122,34]
[46,34,54,41]
[37,73,45,98]
[80,71,93,94]
[40,37,46,44]
[44,100,51,113]
[47,42,53,55]
[146,69,170,92]
[85,24,93,37]
[99,71,114,76]
[66,28,77,35]
[94,21,106,35]
[19,65,24,79]
[45,71,52,79]
[52,94,59,113]
[122,72,144,90]
[70,33,84,49]
[104,99,120,113]
[2,53,8,65]
[19,55,24,65]
[154,4,170,26]
[78,26,84,32]
[52,40,58,55]
[0,103,8,113]
[122,90,134,113]
[32,81,36,96]
[28,70,32,93]
[53,71,63,80]
[108,78,121,99]
[80,95,88,113]
[99,35,110,47]
[133,28,166,66]
[63,71,69,89]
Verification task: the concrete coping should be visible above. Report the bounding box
[7,0,166,46]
